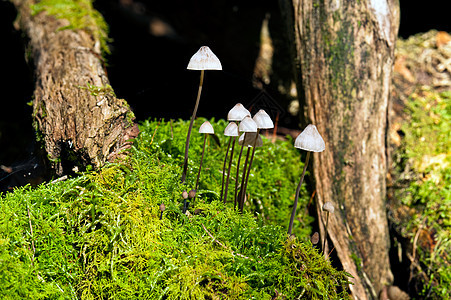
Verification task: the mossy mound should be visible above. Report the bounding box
[0,119,351,299]
[389,87,451,298]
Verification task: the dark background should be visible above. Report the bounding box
[0,0,450,188]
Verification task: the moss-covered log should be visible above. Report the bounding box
[12,0,138,175]
[280,0,400,299]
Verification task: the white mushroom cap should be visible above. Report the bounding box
[294,124,325,152]
[253,109,274,129]
[227,103,251,121]
[224,122,239,137]
[199,121,214,134]
[238,133,263,147]
[238,116,257,132]
[187,46,222,70]
[322,201,335,213]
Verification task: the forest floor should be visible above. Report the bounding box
[0,29,449,299]
[387,30,451,298]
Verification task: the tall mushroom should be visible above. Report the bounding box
[181,46,222,183]
[287,124,325,236]
[220,122,239,204]
[322,201,335,255]
[236,116,258,211]
[239,109,274,208]
[238,132,263,212]
[194,121,215,201]
[220,103,250,203]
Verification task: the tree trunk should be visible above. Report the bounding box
[12,0,138,175]
[280,0,399,299]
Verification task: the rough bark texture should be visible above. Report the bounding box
[12,0,138,175]
[280,0,399,299]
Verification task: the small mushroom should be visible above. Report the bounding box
[220,122,239,204]
[184,189,196,213]
[322,201,335,254]
[288,124,325,236]
[181,46,222,183]
[159,203,166,220]
[311,232,320,245]
[322,201,335,213]
[238,132,263,147]
[182,190,189,213]
[238,116,258,132]
[252,109,274,129]
[227,103,250,122]
[195,121,214,200]
[187,46,222,70]
[294,124,325,152]
[188,189,196,199]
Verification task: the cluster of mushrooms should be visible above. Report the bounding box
[176,46,335,239]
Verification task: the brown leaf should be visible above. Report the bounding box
[436,31,451,48]
[394,55,415,83]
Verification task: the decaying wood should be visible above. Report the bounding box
[280,0,400,299]
[12,0,138,175]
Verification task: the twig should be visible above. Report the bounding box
[169,119,174,139]
[409,219,426,281]
[27,206,36,266]
[149,120,161,146]
[47,175,68,185]
[201,223,261,263]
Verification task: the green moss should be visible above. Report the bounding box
[31,0,111,56]
[0,119,351,299]
[392,87,451,297]
[79,83,115,97]
[350,252,362,272]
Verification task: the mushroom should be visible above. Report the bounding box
[181,46,222,183]
[238,132,263,147]
[183,189,196,212]
[220,122,239,204]
[239,110,274,209]
[194,121,215,201]
[288,124,325,236]
[188,189,196,199]
[311,232,320,245]
[227,103,251,122]
[182,190,189,213]
[223,103,251,205]
[237,132,264,212]
[159,203,166,220]
[235,116,258,210]
[322,201,335,254]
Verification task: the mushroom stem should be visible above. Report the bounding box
[194,133,207,202]
[181,69,205,183]
[234,142,245,210]
[224,136,236,204]
[240,129,260,208]
[322,211,330,255]
[288,151,310,236]
[239,146,251,213]
[183,199,187,213]
[220,137,232,202]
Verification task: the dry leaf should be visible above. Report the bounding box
[436,31,451,48]
[394,55,415,83]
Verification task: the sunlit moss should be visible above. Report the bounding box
[0,119,350,299]
[392,87,451,297]
[31,0,111,55]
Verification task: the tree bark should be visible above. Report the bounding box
[280,0,399,299]
[12,0,138,175]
